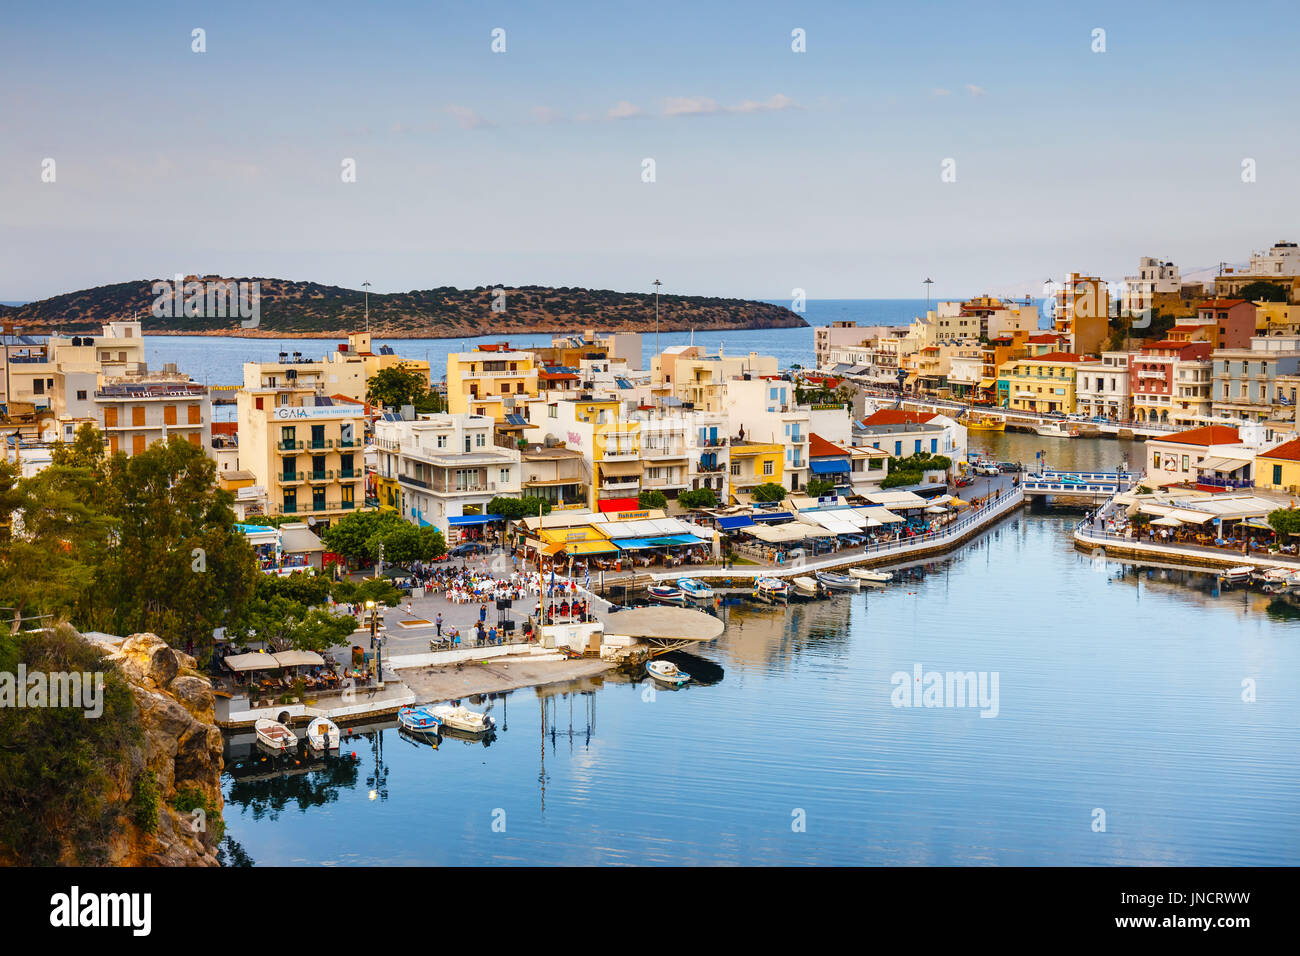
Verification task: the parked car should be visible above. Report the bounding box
[450,541,488,557]
[973,463,1000,477]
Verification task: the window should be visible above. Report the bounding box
[436,435,446,448]
[894,441,902,456]
[1152,452,1160,469]
[164,405,177,426]
[731,464,740,476]
[1274,464,1283,486]
[33,379,44,395]
[475,434,486,447]
[930,438,937,454]
[1181,455,1189,470]
[762,461,774,476]
[255,396,264,410]
[499,468,510,484]
[76,389,87,401]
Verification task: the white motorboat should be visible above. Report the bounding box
[305,717,340,751]
[429,703,496,734]
[255,717,298,752]
[1034,421,1079,438]
[1220,566,1253,585]
[792,576,820,596]
[646,659,691,687]
[647,584,686,604]
[753,577,790,602]
[849,567,892,584]
[677,578,714,601]
[816,570,860,591]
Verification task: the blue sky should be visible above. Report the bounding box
[2,0,1298,301]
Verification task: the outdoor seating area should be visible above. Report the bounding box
[1089,491,1290,557]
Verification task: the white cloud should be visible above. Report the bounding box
[731,93,799,113]
[446,105,494,129]
[606,100,643,120]
[966,84,987,96]
[663,96,722,117]
[932,88,952,97]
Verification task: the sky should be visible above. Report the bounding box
[2,0,1299,303]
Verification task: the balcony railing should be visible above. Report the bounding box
[280,472,305,484]
[277,439,303,451]
[308,470,333,482]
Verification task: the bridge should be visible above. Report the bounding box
[1021,469,1137,502]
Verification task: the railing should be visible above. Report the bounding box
[1196,475,1254,489]
[280,472,304,484]
[339,468,359,479]
[337,437,360,448]
[308,470,333,482]
[277,439,303,451]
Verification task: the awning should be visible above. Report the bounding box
[598,497,640,513]
[1198,456,1252,474]
[749,524,811,544]
[563,540,619,555]
[978,379,995,388]
[1151,516,1182,527]
[751,511,794,523]
[224,652,281,673]
[809,458,851,475]
[274,650,325,668]
[717,515,756,531]
[448,513,503,526]
[598,460,643,477]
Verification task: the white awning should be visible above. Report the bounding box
[224,652,282,672]
[273,650,326,668]
[1198,456,1252,474]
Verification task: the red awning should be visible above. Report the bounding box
[598,497,640,514]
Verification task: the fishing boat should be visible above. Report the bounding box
[647,584,686,605]
[305,716,340,751]
[753,577,790,602]
[397,705,443,735]
[1034,421,1079,438]
[815,570,860,591]
[254,717,298,752]
[849,567,892,584]
[677,578,715,601]
[792,576,820,597]
[429,703,495,734]
[1220,566,1253,586]
[646,659,691,687]
[961,414,1005,432]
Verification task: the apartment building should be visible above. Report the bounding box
[321,331,432,404]
[720,377,810,492]
[652,345,779,411]
[1166,300,1256,349]
[519,443,589,508]
[1122,257,1182,316]
[446,346,539,420]
[1051,274,1110,355]
[814,322,903,369]
[686,409,730,497]
[1211,336,1300,422]
[1074,353,1130,421]
[1214,240,1300,302]
[238,361,367,525]
[999,352,1089,415]
[372,413,521,535]
[1129,341,1211,425]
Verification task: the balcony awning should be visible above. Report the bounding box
[751,510,793,523]
[978,379,995,388]
[563,540,619,555]
[598,460,643,477]
[717,515,756,531]
[809,457,850,475]
[447,513,504,526]
[1198,456,1251,474]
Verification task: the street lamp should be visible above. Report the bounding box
[653,279,662,356]
[362,281,371,332]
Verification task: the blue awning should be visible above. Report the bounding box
[447,514,504,526]
[611,537,656,550]
[751,511,793,523]
[717,516,756,531]
[810,458,850,475]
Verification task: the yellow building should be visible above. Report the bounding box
[728,440,784,501]
[324,332,431,404]
[999,352,1087,415]
[652,346,779,411]
[237,363,368,525]
[446,346,539,420]
[1256,302,1300,336]
[1053,273,1110,356]
[1255,438,1300,493]
[592,410,641,510]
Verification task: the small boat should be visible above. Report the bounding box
[647,584,686,605]
[305,716,340,751]
[397,705,443,735]
[429,703,495,734]
[753,577,789,602]
[255,717,298,752]
[792,575,820,597]
[849,567,892,584]
[1034,421,1079,438]
[1220,566,1253,586]
[677,578,714,601]
[961,415,1005,432]
[646,659,691,687]
[815,570,860,591]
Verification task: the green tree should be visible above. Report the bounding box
[637,489,667,510]
[804,478,837,498]
[1237,281,1289,303]
[231,594,355,653]
[486,495,551,521]
[677,487,718,510]
[1267,507,1300,537]
[366,363,443,412]
[752,482,787,502]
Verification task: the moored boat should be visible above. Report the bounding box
[647,584,686,604]
[849,567,892,584]
[1034,421,1079,438]
[646,659,691,687]
[429,703,495,734]
[961,415,1005,432]
[816,570,860,591]
[397,705,443,735]
[1220,566,1253,586]
[792,575,820,597]
[305,716,339,751]
[753,577,790,602]
[677,578,714,601]
[255,717,298,752]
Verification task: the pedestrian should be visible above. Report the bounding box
[435,612,442,637]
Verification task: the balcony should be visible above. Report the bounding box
[277,439,304,452]
[697,460,725,473]
[695,436,728,448]
[600,477,640,491]
[308,470,333,483]
[279,472,305,485]
[308,438,332,450]
[341,500,356,510]
[601,448,639,462]
[337,437,360,449]
[338,468,359,479]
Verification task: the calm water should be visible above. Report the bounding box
[219,436,1300,866]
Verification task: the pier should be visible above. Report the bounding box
[1022,470,1138,504]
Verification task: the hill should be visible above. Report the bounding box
[0,277,808,338]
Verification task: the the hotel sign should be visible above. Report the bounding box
[273,406,360,421]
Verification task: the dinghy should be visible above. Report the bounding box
[849,567,892,584]
[646,659,691,687]
[753,577,789,602]
[677,578,714,601]
[1220,566,1253,586]
[816,570,860,591]
[255,717,298,752]
[397,705,443,735]
[429,703,495,734]
[792,576,820,597]
[305,716,340,751]
[647,584,686,605]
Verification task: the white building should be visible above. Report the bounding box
[1075,352,1130,421]
[720,377,811,492]
[373,413,521,536]
[1123,257,1181,315]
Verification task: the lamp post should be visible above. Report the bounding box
[362,281,371,332]
[653,279,662,356]
[923,277,934,312]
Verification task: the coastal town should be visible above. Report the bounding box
[7,242,1300,739]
